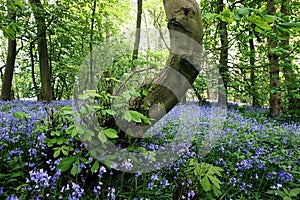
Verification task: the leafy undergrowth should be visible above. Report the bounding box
[0,100,299,200]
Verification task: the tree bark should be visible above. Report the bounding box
[89,0,97,90]
[249,31,260,106]
[1,0,17,100]
[126,0,203,137]
[29,42,40,100]
[280,0,300,116]
[267,0,282,117]
[216,0,229,105]
[29,0,52,102]
[132,0,143,61]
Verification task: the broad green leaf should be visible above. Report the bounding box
[14,0,25,9]
[102,128,118,138]
[77,93,90,100]
[129,110,144,123]
[142,89,148,96]
[290,188,300,196]
[207,174,221,189]
[279,22,300,29]
[201,175,211,192]
[13,112,29,119]
[71,164,78,176]
[123,110,132,122]
[217,15,226,22]
[58,156,77,172]
[91,161,100,173]
[132,91,141,97]
[105,109,116,115]
[256,22,271,30]
[98,132,107,143]
[53,149,61,158]
[236,7,249,16]
[66,124,76,134]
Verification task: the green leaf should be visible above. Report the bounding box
[70,164,78,176]
[77,93,90,100]
[91,161,100,173]
[10,171,23,178]
[13,112,29,119]
[234,7,249,21]
[236,7,249,16]
[102,128,118,138]
[123,110,132,122]
[105,109,116,115]
[256,22,271,30]
[58,156,77,172]
[129,110,144,123]
[142,89,148,96]
[98,131,107,143]
[207,174,221,189]
[279,22,300,29]
[132,91,141,97]
[201,175,211,192]
[290,188,300,196]
[14,0,25,9]
[62,148,68,156]
[53,149,61,158]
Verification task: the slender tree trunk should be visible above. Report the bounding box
[1,0,17,100]
[29,0,52,102]
[267,0,282,117]
[89,0,97,90]
[249,31,259,106]
[132,0,143,61]
[280,0,299,116]
[143,12,151,50]
[29,42,40,100]
[216,0,229,105]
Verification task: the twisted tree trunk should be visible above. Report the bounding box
[126,0,203,137]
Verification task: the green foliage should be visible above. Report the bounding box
[186,158,223,198]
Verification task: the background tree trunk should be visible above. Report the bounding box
[89,0,97,90]
[30,0,52,102]
[280,0,300,117]
[267,0,282,117]
[249,31,259,107]
[1,0,17,100]
[216,0,229,106]
[132,0,143,61]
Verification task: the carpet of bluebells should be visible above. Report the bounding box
[0,100,300,200]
